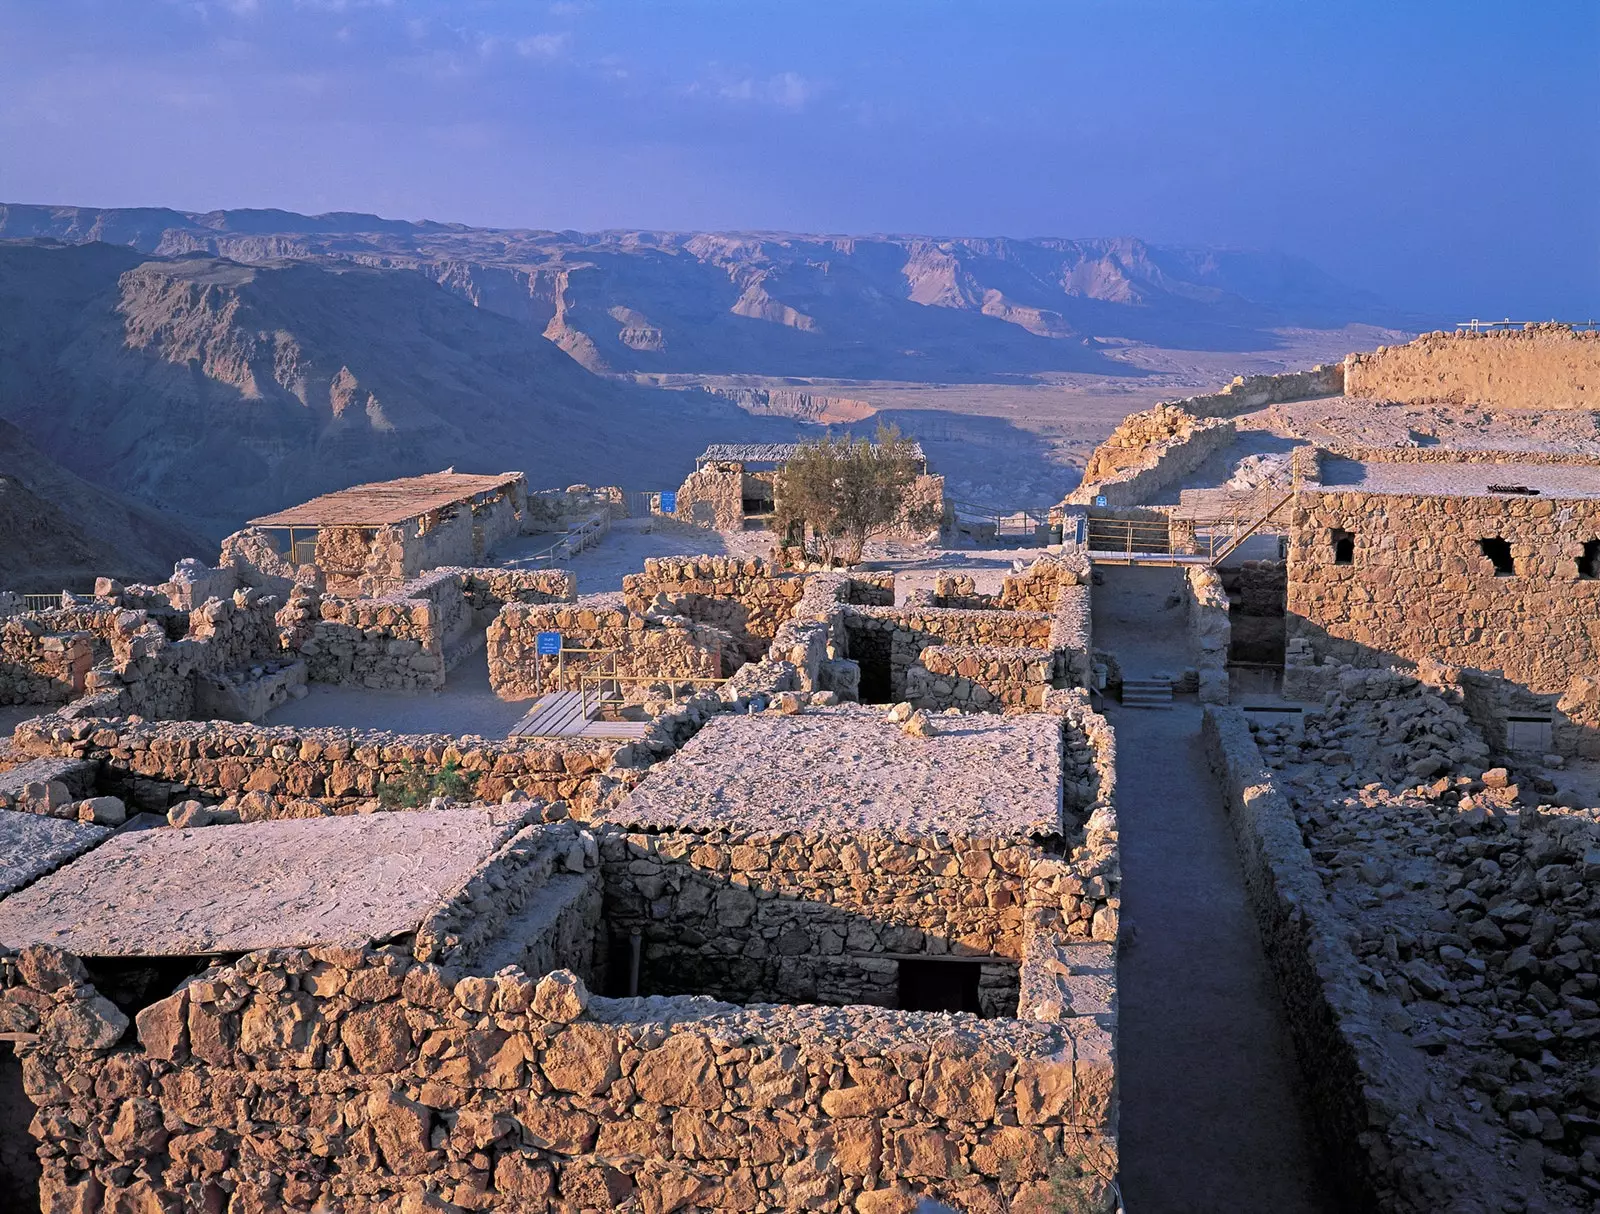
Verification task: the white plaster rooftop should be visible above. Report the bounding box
[0,807,527,956]
[0,810,111,898]
[604,705,1063,837]
[1319,457,1600,499]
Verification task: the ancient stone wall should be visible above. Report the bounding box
[842,606,1056,703]
[1183,566,1231,704]
[10,716,631,815]
[673,462,745,530]
[1344,325,1600,410]
[218,528,315,600]
[0,623,93,706]
[1068,409,1236,509]
[1203,704,1411,1212]
[280,568,575,695]
[486,597,733,701]
[98,593,283,721]
[623,557,808,661]
[522,485,627,533]
[1286,488,1600,754]
[903,645,1055,711]
[0,941,1116,1214]
[1165,364,1345,420]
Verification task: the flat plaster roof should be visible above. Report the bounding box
[603,705,1063,837]
[0,811,110,898]
[250,471,522,528]
[0,807,525,956]
[1319,457,1600,500]
[697,441,926,466]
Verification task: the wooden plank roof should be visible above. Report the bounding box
[249,471,522,528]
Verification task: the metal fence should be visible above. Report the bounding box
[1457,318,1600,332]
[21,593,64,612]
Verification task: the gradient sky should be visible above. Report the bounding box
[1,0,1595,316]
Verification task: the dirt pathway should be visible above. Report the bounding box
[1111,702,1330,1212]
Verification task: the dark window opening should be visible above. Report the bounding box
[845,624,894,704]
[1478,538,1515,576]
[741,493,774,516]
[1579,540,1600,580]
[0,1048,40,1214]
[898,958,982,1014]
[1331,529,1355,565]
[81,954,225,1021]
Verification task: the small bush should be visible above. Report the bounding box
[377,759,479,809]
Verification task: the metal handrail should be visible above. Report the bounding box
[21,593,64,612]
[577,670,727,717]
[1457,318,1599,332]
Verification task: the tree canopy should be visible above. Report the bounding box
[773,424,938,565]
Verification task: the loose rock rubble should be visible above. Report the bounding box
[1253,670,1600,1212]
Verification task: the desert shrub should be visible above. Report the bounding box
[773,422,938,565]
[377,758,479,809]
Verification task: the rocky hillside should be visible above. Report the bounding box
[0,419,207,589]
[0,204,1404,381]
[0,240,797,539]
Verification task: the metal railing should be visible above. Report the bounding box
[21,593,64,612]
[1457,318,1599,332]
[948,498,1054,539]
[578,670,727,718]
[1082,484,1297,566]
[515,512,611,568]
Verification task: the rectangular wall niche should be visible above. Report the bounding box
[1478,537,1515,576]
[1505,716,1554,754]
[1330,528,1355,565]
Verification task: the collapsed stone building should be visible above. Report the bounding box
[0,324,1596,1212]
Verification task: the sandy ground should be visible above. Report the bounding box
[263,646,533,738]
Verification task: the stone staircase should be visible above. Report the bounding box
[1121,676,1174,710]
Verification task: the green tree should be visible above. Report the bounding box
[773,423,938,565]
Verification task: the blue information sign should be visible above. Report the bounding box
[1094,495,1107,508]
[536,631,562,656]
[1075,516,1087,545]
[659,490,677,514]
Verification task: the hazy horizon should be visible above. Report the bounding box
[2,1,1596,317]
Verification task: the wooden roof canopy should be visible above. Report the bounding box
[249,472,522,529]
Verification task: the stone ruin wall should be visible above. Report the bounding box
[1182,567,1231,705]
[1202,704,1396,1212]
[672,462,745,531]
[673,464,946,540]
[486,598,734,701]
[622,557,809,662]
[9,716,634,817]
[1064,363,1343,509]
[843,565,1094,710]
[903,646,1055,711]
[0,623,93,707]
[0,699,1121,1214]
[0,939,1116,1214]
[521,485,627,534]
[843,606,1056,705]
[1344,325,1600,411]
[1286,489,1600,754]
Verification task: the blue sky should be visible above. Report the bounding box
[1,0,1595,316]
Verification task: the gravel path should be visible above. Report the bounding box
[1092,565,1329,1210]
[1111,702,1331,1213]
